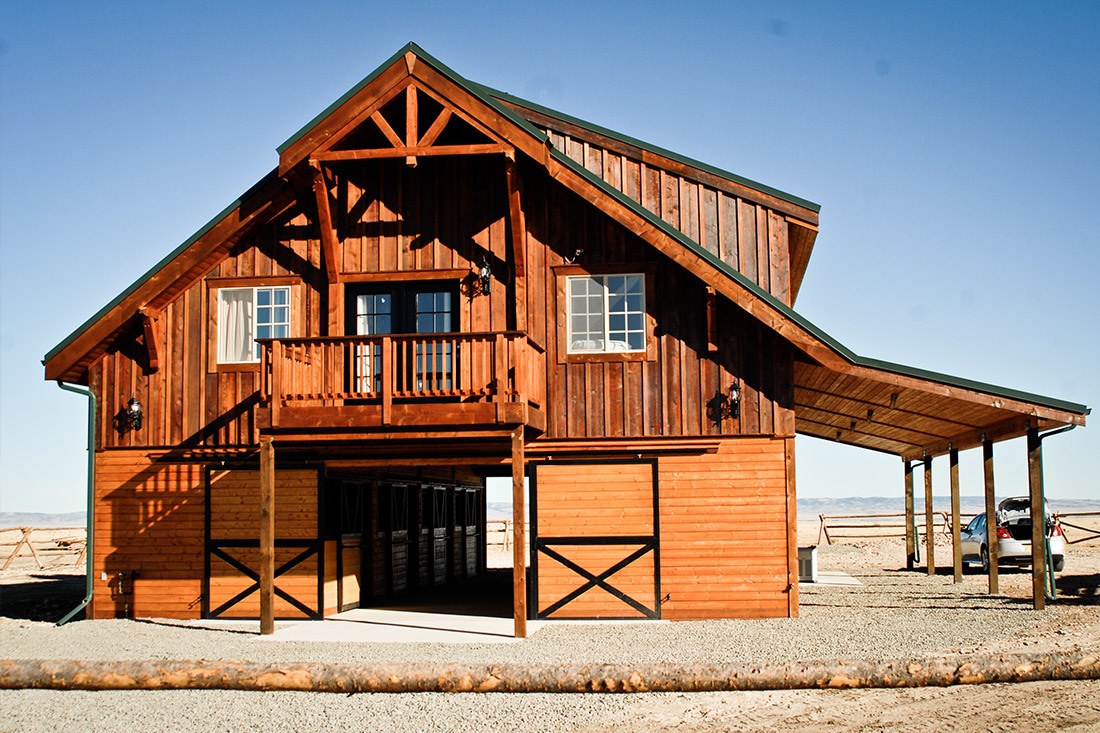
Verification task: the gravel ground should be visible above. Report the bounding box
[1,526,1098,732]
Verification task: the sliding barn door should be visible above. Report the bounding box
[531,460,660,619]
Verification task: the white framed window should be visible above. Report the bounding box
[217,286,291,363]
[566,274,646,353]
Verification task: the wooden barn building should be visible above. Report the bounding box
[43,44,1087,635]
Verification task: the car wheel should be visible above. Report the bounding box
[980,546,990,574]
[1053,555,1065,572]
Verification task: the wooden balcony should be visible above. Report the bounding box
[257,332,546,437]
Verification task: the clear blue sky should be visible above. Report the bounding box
[2,2,1097,512]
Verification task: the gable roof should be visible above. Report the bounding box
[43,42,1087,455]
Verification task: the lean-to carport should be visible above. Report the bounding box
[794,356,1089,609]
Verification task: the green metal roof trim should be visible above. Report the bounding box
[476,83,821,215]
[546,144,1088,417]
[43,169,281,364]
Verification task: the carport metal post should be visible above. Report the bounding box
[1026,426,1045,610]
[982,438,999,594]
[903,460,916,570]
[950,447,962,583]
[923,455,935,575]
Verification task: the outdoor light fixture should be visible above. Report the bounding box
[727,383,741,419]
[479,256,492,295]
[126,396,143,431]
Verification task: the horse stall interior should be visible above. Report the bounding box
[202,464,490,621]
[321,467,490,617]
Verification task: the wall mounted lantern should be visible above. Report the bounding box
[126,396,143,431]
[727,383,741,419]
[479,257,492,295]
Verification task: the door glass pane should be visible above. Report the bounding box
[413,289,455,391]
[354,293,392,393]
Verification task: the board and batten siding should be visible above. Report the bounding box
[87,155,794,453]
[536,124,794,306]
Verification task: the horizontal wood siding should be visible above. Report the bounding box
[91,451,205,619]
[658,438,793,620]
[535,462,656,618]
[206,468,319,619]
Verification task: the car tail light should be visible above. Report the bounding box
[996,527,1011,540]
[1050,523,1063,537]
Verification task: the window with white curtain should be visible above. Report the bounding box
[217,286,291,363]
[566,274,646,353]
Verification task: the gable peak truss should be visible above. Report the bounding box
[297,75,513,173]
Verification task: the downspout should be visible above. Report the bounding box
[1036,422,1079,601]
[56,382,96,626]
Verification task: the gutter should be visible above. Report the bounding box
[56,382,96,626]
[1036,423,1078,601]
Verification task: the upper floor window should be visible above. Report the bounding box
[566,274,646,353]
[217,286,291,363]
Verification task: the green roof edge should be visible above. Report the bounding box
[43,169,281,365]
[474,83,821,215]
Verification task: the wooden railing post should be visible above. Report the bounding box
[494,333,507,419]
[511,425,527,638]
[381,336,392,425]
[270,340,282,427]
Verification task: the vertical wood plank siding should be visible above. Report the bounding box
[89,155,795,449]
[541,126,793,304]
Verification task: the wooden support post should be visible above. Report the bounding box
[1027,426,1046,610]
[904,461,916,570]
[504,152,527,333]
[511,426,527,639]
[310,163,341,285]
[259,436,276,635]
[924,455,935,576]
[950,447,962,583]
[139,309,160,373]
[784,438,798,618]
[983,439,999,594]
[405,85,418,167]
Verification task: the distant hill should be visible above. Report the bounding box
[799,496,1100,517]
[1,512,86,529]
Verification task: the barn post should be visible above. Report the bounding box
[982,438,999,594]
[923,454,935,575]
[259,435,276,635]
[511,426,527,638]
[950,447,962,583]
[1027,425,1046,610]
[903,460,916,570]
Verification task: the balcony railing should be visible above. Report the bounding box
[259,332,545,431]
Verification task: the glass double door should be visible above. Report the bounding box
[345,282,458,394]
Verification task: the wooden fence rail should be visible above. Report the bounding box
[818,512,978,545]
[1053,512,1100,545]
[0,527,86,572]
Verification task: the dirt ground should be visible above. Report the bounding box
[2,521,1099,732]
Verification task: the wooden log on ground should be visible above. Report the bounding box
[1,652,1097,693]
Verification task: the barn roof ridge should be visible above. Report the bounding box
[42,43,1089,421]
